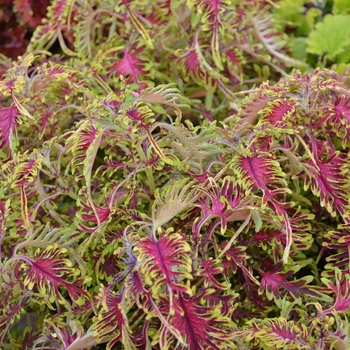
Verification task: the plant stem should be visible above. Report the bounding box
[205,88,214,111]
[136,144,156,195]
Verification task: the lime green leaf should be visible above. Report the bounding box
[305,8,322,31]
[337,44,350,63]
[290,37,308,61]
[152,179,198,231]
[334,0,350,15]
[306,15,350,60]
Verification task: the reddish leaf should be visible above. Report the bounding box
[259,262,319,300]
[232,150,293,262]
[329,95,350,147]
[302,133,349,218]
[176,32,204,79]
[19,245,89,304]
[323,227,350,271]
[197,258,229,290]
[321,272,350,316]
[160,292,232,349]
[135,231,193,300]
[0,104,19,150]
[222,245,258,286]
[259,98,297,126]
[108,46,147,87]
[78,200,111,228]
[93,286,129,349]
[247,318,309,348]
[194,177,249,238]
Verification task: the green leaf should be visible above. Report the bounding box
[306,15,350,60]
[337,44,350,63]
[334,0,350,15]
[305,7,322,31]
[273,0,309,35]
[290,37,308,61]
[151,179,198,231]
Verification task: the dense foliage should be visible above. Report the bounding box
[1,0,350,349]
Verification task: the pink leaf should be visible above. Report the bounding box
[160,292,232,349]
[194,177,248,238]
[259,262,319,300]
[321,272,350,316]
[232,151,293,261]
[0,104,18,150]
[108,46,146,87]
[197,258,228,290]
[20,245,89,303]
[136,231,193,298]
[302,133,349,218]
[329,96,350,147]
[260,99,297,126]
[93,286,128,349]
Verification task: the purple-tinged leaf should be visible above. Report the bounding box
[247,317,309,348]
[193,177,249,239]
[232,151,290,207]
[176,33,204,79]
[78,199,111,233]
[321,271,350,316]
[17,245,89,304]
[196,258,229,290]
[122,1,154,49]
[191,0,223,70]
[135,230,193,304]
[125,270,151,310]
[231,151,293,261]
[201,290,235,317]
[0,104,19,152]
[259,262,319,300]
[258,98,297,126]
[66,121,100,167]
[29,0,74,52]
[222,245,259,286]
[323,226,350,272]
[328,96,350,147]
[11,153,43,188]
[302,133,349,218]
[93,286,131,349]
[159,292,233,350]
[238,83,274,126]
[108,46,147,87]
[42,314,97,349]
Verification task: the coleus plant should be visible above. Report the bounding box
[1,1,350,350]
[21,0,306,122]
[1,55,350,348]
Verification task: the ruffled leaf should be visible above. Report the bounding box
[249,12,307,69]
[135,230,193,308]
[93,286,132,349]
[151,179,198,231]
[159,292,233,349]
[302,133,349,218]
[246,317,309,349]
[0,104,19,151]
[259,262,319,301]
[138,84,190,113]
[18,245,89,304]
